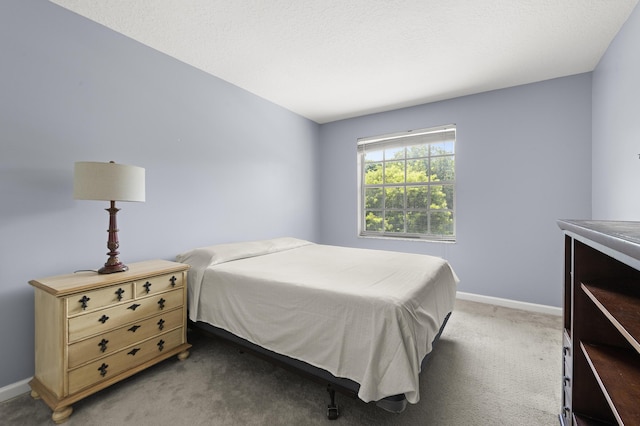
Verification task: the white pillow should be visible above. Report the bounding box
[176,237,312,268]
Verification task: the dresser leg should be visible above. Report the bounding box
[177,350,190,361]
[52,406,73,424]
[30,389,41,399]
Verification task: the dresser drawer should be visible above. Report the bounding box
[67,283,134,316]
[68,308,184,368]
[135,272,184,298]
[68,328,184,394]
[68,289,184,342]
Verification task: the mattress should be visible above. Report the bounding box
[176,237,458,404]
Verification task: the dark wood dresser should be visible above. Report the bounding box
[558,220,640,425]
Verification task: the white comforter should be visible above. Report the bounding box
[176,238,458,404]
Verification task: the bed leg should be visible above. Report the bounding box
[326,385,339,420]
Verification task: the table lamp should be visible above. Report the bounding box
[74,161,146,274]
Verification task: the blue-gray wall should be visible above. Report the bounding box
[592,2,640,218]
[0,0,319,388]
[318,74,593,307]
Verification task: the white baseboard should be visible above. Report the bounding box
[457,291,562,316]
[0,377,31,403]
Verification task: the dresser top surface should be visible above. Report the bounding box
[558,220,640,262]
[29,259,189,296]
[560,220,640,243]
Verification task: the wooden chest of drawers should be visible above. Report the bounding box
[28,260,191,424]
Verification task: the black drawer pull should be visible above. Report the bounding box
[157,339,165,351]
[98,339,108,353]
[158,298,166,310]
[169,276,177,287]
[128,325,141,333]
[157,318,165,330]
[128,348,141,356]
[79,295,90,310]
[143,281,152,293]
[98,363,108,377]
[128,303,141,311]
[115,288,125,301]
[98,314,109,324]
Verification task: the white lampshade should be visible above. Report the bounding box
[74,161,145,202]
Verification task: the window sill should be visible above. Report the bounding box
[358,234,456,244]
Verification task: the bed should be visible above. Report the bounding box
[176,237,458,418]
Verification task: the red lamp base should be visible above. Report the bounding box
[98,261,129,274]
[97,200,129,274]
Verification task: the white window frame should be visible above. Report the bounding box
[357,124,456,242]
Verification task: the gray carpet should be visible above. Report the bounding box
[1,299,562,425]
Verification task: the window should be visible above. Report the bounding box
[357,125,456,241]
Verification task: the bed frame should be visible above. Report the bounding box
[189,312,451,420]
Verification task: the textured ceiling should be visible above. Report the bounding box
[49,0,638,123]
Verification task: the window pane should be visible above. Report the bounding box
[385,211,405,233]
[430,155,454,181]
[385,146,404,160]
[406,144,429,159]
[429,184,447,209]
[364,149,383,162]
[430,211,454,235]
[430,141,454,155]
[364,187,383,209]
[364,162,383,184]
[385,187,404,209]
[407,186,428,209]
[365,211,384,232]
[384,161,405,183]
[440,184,454,210]
[407,211,428,233]
[406,159,428,183]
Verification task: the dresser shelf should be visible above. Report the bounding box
[573,414,614,426]
[581,282,640,352]
[580,342,640,425]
